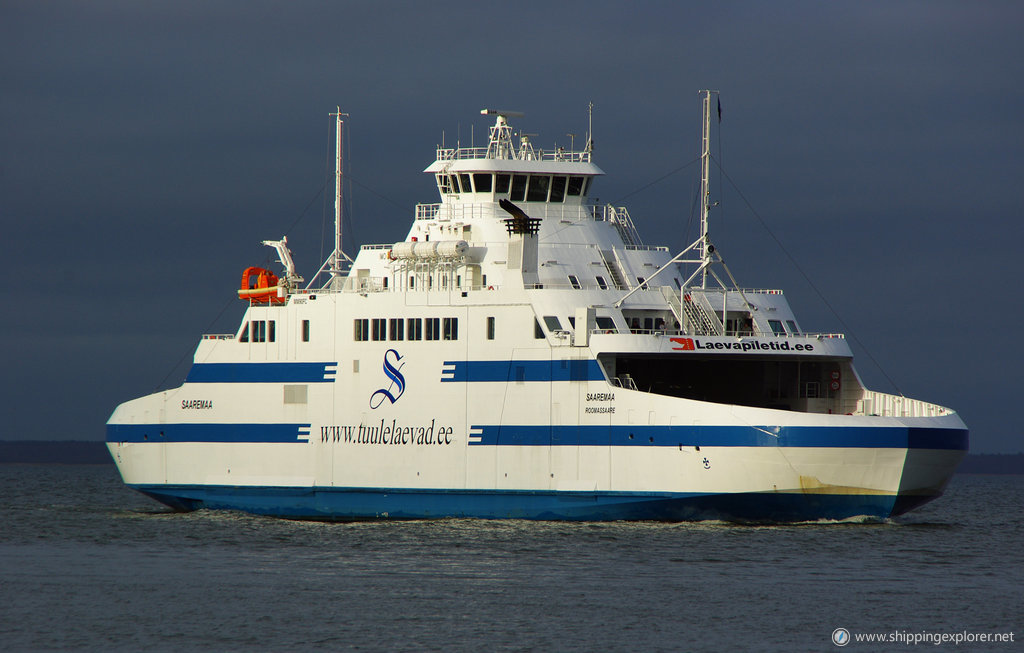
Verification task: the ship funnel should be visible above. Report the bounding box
[499,199,540,289]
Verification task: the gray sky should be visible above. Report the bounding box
[2,1,1022,453]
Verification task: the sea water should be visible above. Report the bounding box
[1,464,1020,652]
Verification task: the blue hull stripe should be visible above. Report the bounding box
[470,424,968,450]
[107,421,966,451]
[440,359,604,382]
[131,484,910,522]
[185,362,337,383]
[106,423,311,443]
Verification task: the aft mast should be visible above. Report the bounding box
[330,108,350,287]
[698,90,717,288]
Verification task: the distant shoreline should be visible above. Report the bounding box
[1,441,1021,474]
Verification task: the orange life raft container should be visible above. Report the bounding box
[237,266,285,304]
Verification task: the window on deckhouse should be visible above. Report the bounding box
[549,176,567,202]
[495,174,511,194]
[425,318,441,341]
[473,173,492,193]
[389,318,404,341]
[407,318,423,341]
[443,318,458,340]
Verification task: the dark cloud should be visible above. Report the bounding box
[2,1,1022,451]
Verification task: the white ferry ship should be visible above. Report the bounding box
[107,93,968,521]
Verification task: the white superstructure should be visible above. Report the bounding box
[107,95,967,521]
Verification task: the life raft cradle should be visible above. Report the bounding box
[238,266,285,304]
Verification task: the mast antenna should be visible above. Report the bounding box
[330,108,350,284]
[698,89,719,288]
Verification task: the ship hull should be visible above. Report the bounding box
[108,426,966,522]
[127,481,944,523]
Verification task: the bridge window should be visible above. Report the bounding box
[527,175,550,202]
[596,276,608,290]
[239,322,249,342]
[449,174,461,193]
[437,174,452,194]
[568,275,581,289]
[549,176,567,203]
[769,319,786,336]
[459,174,472,193]
[534,319,544,339]
[567,176,584,196]
[596,316,615,330]
[473,173,492,193]
[786,320,800,335]
[495,174,511,194]
[510,175,527,201]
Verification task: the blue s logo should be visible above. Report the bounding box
[369,349,406,409]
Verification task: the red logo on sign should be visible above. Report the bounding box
[670,337,695,351]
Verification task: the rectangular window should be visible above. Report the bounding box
[407,318,423,341]
[769,319,786,336]
[443,317,458,340]
[549,176,567,203]
[596,316,615,331]
[302,319,310,342]
[425,317,441,341]
[495,174,511,194]
[487,316,495,340]
[372,318,387,341]
[568,274,581,289]
[596,276,608,290]
[527,175,550,202]
[543,316,562,332]
[567,176,584,196]
[459,174,473,193]
[473,173,492,193]
[252,320,267,343]
[354,318,369,341]
[389,318,404,341]
[268,321,276,343]
[510,174,528,201]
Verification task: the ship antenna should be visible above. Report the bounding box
[585,101,594,156]
[698,89,718,288]
[330,108,350,284]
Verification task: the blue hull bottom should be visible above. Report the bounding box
[132,484,934,523]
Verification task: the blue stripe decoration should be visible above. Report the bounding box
[130,484,912,522]
[106,423,311,443]
[185,362,337,383]
[440,359,604,383]
[467,424,968,451]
